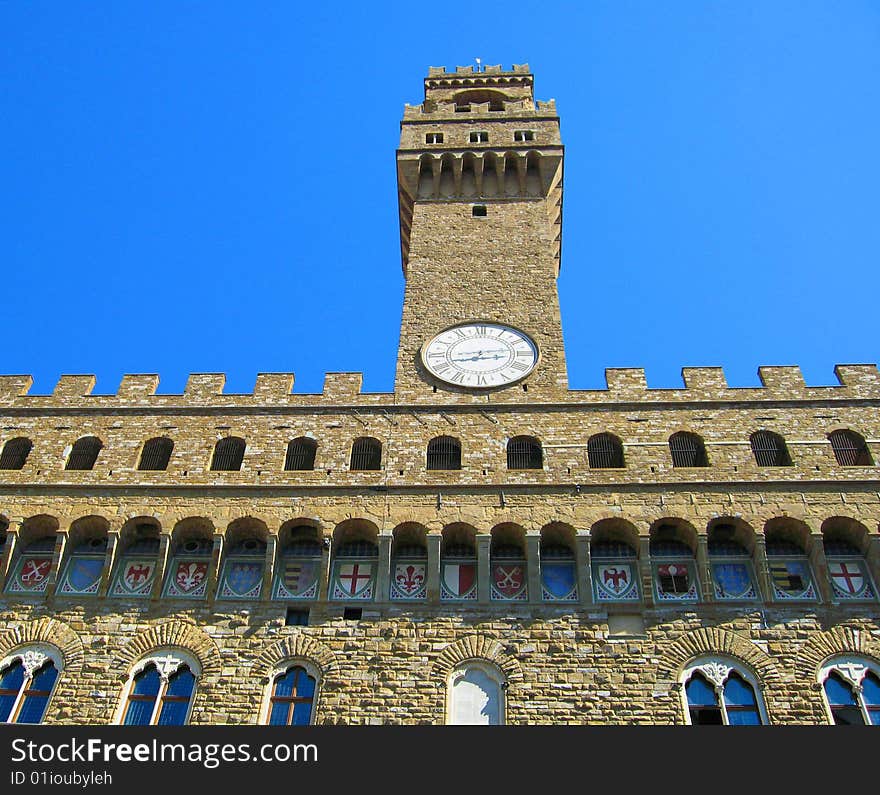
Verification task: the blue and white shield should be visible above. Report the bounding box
[220,561,263,599]
[712,562,756,600]
[541,562,577,601]
[60,557,104,595]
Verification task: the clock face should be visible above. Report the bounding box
[421,323,539,388]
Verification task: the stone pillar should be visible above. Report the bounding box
[0,521,20,590]
[808,532,833,604]
[638,536,654,607]
[575,530,594,607]
[206,533,224,602]
[695,533,713,603]
[44,531,68,597]
[526,531,541,604]
[865,536,880,595]
[376,532,393,603]
[99,530,120,597]
[261,535,277,602]
[150,534,171,600]
[317,539,332,601]
[477,534,492,604]
[426,533,441,603]
[753,535,774,604]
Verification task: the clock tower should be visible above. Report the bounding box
[395,64,567,402]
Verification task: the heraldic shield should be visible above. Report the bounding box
[594,562,639,601]
[218,560,263,599]
[541,562,578,601]
[8,556,52,594]
[58,557,104,595]
[273,559,319,600]
[440,562,477,600]
[828,560,874,600]
[491,563,527,601]
[391,562,427,600]
[164,560,209,598]
[712,562,757,600]
[110,557,156,597]
[769,559,816,600]
[331,562,375,600]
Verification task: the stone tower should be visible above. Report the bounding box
[395,64,567,402]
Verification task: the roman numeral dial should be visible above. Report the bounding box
[420,323,539,389]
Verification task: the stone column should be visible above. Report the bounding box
[808,532,833,604]
[99,530,120,597]
[695,533,713,603]
[477,534,492,604]
[317,539,332,601]
[526,531,542,604]
[205,532,224,602]
[638,536,654,607]
[376,532,393,603]
[865,536,880,595]
[150,534,171,600]
[44,531,68,597]
[752,535,774,604]
[0,521,20,590]
[426,533,441,603]
[261,535,277,602]
[575,530,594,607]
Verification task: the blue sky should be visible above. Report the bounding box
[2,2,878,395]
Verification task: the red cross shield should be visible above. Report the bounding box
[829,561,866,596]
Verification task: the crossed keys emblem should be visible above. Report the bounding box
[493,564,524,597]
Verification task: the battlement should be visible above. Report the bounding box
[0,364,878,409]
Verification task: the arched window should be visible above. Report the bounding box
[138,437,173,471]
[350,437,382,471]
[506,436,542,470]
[828,429,873,467]
[285,437,317,471]
[820,658,880,725]
[0,646,61,724]
[750,431,791,467]
[587,433,624,469]
[448,662,505,725]
[210,437,246,471]
[682,659,766,725]
[669,432,708,468]
[266,664,318,725]
[120,651,199,726]
[65,436,102,470]
[427,436,461,471]
[0,437,32,470]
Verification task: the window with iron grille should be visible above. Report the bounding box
[506,436,542,470]
[285,437,317,471]
[0,437,32,470]
[210,437,246,471]
[427,436,461,470]
[587,433,624,468]
[829,429,873,467]
[350,437,382,471]
[138,437,173,471]
[65,436,102,471]
[669,431,708,467]
[750,431,791,466]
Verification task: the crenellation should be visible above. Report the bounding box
[184,373,226,399]
[758,365,807,394]
[834,364,880,396]
[53,375,96,399]
[323,372,364,400]
[0,375,33,403]
[116,374,159,401]
[253,373,295,402]
[681,367,728,392]
[605,368,648,395]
